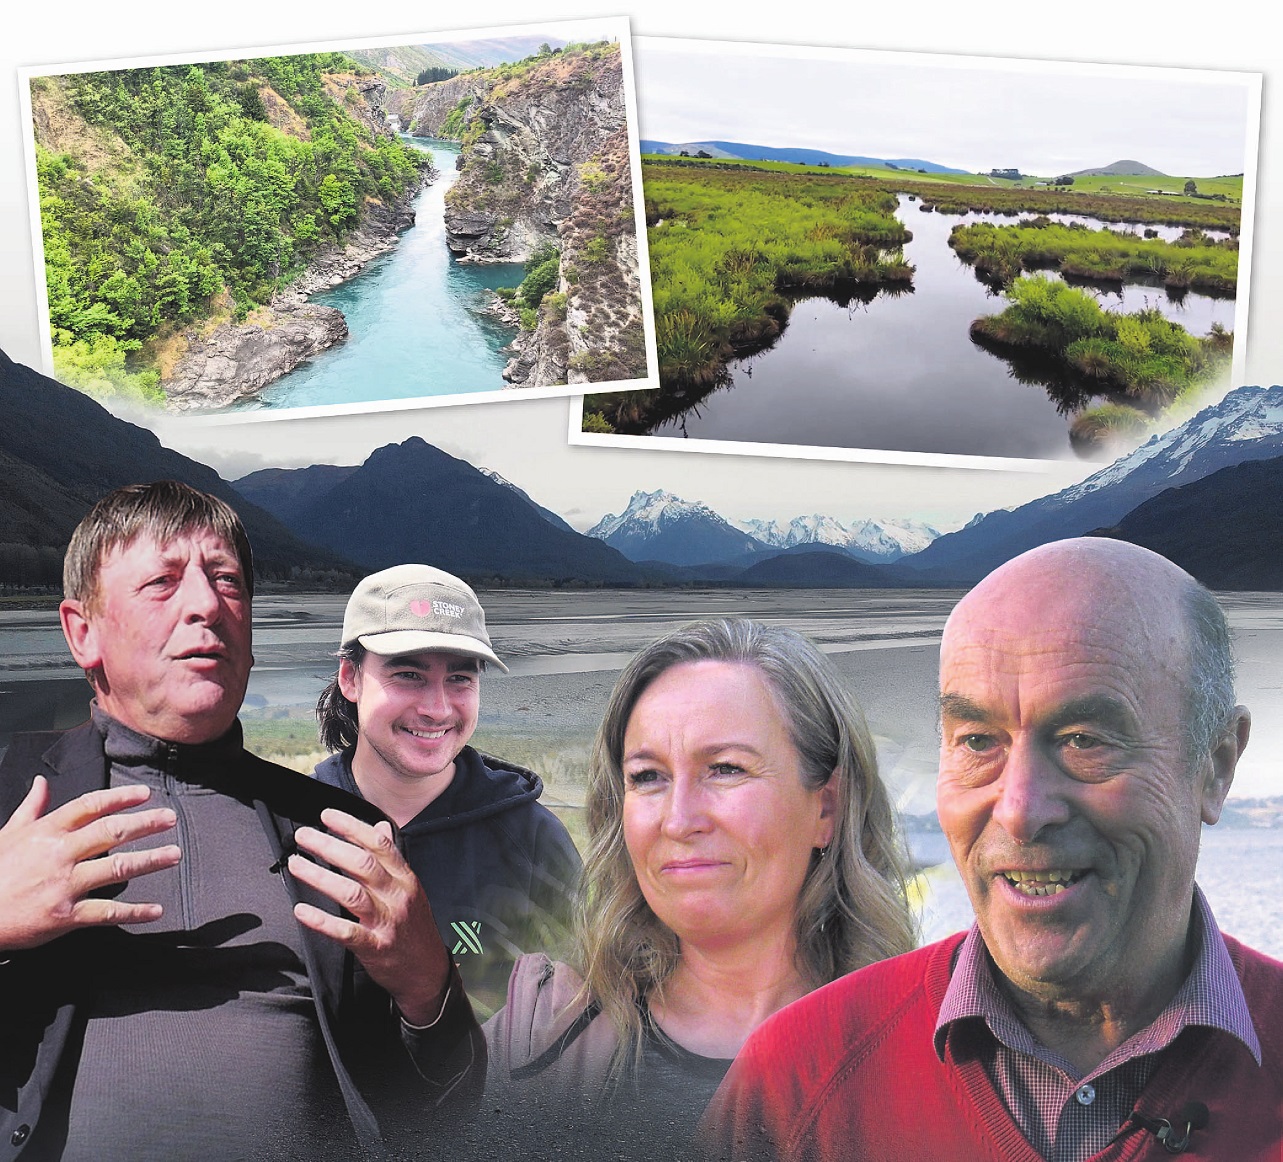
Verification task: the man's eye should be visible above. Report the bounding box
[1061,733,1100,750]
[960,734,995,753]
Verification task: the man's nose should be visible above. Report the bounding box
[991,737,1071,844]
[414,677,452,717]
[180,567,222,623]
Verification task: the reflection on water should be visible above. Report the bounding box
[653,195,1236,459]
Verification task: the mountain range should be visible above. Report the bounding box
[901,386,1283,584]
[737,513,941,563]
[639,140,968,174]
[6,347,1283,593]
[586,490,941,567]
[0,350,355,586]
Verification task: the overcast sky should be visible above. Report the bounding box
[634,37,1258,177]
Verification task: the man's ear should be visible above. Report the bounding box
[337,656,362,702]
[1201,706,1250,825]
[59,598,102,673]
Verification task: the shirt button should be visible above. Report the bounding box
[11,1123,31,1145]
[1076,1084,1096,1106]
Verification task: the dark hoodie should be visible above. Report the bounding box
[314,746,581,1018]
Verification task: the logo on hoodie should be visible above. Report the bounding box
[450,920,484,955]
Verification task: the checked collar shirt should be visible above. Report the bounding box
[933,888,1262,1162]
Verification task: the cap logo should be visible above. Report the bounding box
[410,598,465,620]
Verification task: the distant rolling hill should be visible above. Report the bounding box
[1066,159,1167,177]
[640,139,967,174]
[347,38,573,86]
[731,546,906,588]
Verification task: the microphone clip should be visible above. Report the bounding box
[1130,1102,1209,1155]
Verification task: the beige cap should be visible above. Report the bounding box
[340,564,508,672]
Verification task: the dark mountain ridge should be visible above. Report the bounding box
[900,386,1283,584]
[233,437,648,585]
[0,350,355,586]
[1095,454,1283,589]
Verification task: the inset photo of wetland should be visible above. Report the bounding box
[22,19,657,416]
[578,38,1260,465]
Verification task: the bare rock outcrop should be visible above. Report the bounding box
[402,44,648,388]
[163,302,348,412]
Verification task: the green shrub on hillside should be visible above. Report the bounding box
[36,56,427,377]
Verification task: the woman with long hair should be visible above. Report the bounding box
[485,618,916,1153]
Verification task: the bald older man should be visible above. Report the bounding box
[706,539,1283,1161]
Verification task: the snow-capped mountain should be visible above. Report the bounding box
[588,490,769,565]
[738,514,942,563]
[903,385,1283,581]
[588,491,944,567]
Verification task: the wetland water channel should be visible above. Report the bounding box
[652,195,1237,459]
[244,137,524,411]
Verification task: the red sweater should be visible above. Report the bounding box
[706,933,1283,1161]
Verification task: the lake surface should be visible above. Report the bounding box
[244,137,524,410]
[652,196,1238,459]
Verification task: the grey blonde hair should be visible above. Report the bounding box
[575,618,916,1078]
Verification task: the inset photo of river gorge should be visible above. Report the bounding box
[19,18,658,419]
[575,37,1261,468]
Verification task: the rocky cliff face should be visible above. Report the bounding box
[384,73,488,137]
[394,44,648,387]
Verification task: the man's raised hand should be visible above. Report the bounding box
[289,808,451,1026]
[0,776,180,952]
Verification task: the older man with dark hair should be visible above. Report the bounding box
[706,538,1283,1161]
[0,482,482,1161]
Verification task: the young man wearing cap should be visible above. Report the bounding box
[314,565,582,1017]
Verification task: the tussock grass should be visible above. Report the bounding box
[950,219,1238,294]
[971,275,1233,414]
[595,161,912,430]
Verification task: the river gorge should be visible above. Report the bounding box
[242,137,524,411]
